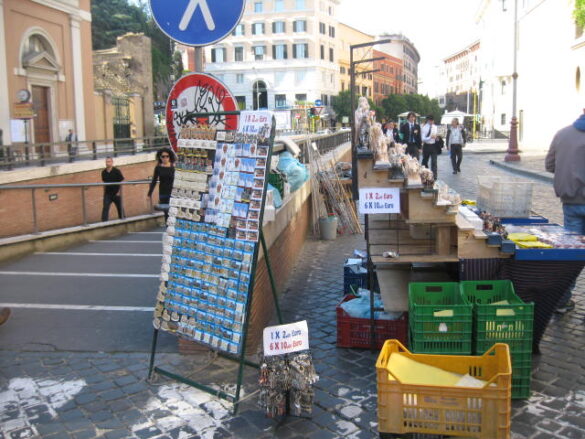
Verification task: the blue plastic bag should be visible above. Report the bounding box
[276,152,308,193]
[267,183,283,208]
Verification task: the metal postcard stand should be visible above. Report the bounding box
[147,111,283,414]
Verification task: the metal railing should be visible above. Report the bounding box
[0,136,169,170]
[0,181,156,237]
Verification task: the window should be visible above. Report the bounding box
[232,24,245,36]
[320,45,324,60]
[341,82,345,91]
[253,23,265,35]
[254,1,263,12]
[362,86,368,96]
[273,21,286,33]
[275,71,286,86]
[234,46,244,61]
[295,70,306,85]
[273,44,288,60]
[215,74,224,82]
[319,22,326,34]
[329,48,334,62]
[236,96,246,110]
[295,0,305,10]
[274,0,284,11]
[501,113,506,125]
[328,26,335,38]
[293,20,306,32]
[275,94,287,108]
[254,46,266,60]
[295,93,307,103]
[236,73,244,84]
[293,43,308,59]
[330,74,334,84]
[211,48,226,63]
[340,66,346,74]
[501,80,506,95]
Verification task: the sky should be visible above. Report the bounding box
[336,0,483,94]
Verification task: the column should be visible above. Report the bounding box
[0,0,12,143]
[69,14,86,140]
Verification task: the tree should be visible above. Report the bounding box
[331,90,383,122]
[381,94,442,123]
[575,0,585,28]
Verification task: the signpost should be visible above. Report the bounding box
[149,0,246,46]
[166,73,238,150]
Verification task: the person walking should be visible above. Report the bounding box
[446,118,466,174]
[101,156,125,221]
[148,147,176,223]
[386,121,400,144]
[545,109,585,313]
[421,115,438,179]
[66,129,78,162]
[400,112,422,160]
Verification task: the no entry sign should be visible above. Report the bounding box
[166,73,238,150]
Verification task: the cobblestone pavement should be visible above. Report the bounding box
[1,153,584,439]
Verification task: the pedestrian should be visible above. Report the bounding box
[101,156,125,221]
[545,108,585,314]
[386,121,400,144]
[421,115,438,179]
[0,307,10,326]
[66,129,78,162]
[446,118,467,174]
[399,112,421,160]
[148,147,176,223]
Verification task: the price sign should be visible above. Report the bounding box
[358,187,401,214]
[263,321,309,356]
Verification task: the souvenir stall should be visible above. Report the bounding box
[344,98,585,438]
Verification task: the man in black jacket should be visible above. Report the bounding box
[399,112,421,160]
[101,157,125,221]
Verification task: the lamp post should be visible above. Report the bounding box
[505,0,520,161]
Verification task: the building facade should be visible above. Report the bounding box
[204,0,340,112]
[0,0,95,145]
[375,34,420,94]
[372,49,403,106]
[337,23,374,99]
[442,40,480,113]
[477,0,584,149]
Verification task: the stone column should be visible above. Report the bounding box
[0,0,12,143]
[69,13,86,140]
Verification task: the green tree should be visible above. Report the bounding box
[575,0,585,28]
[332,90,383,122]
[381,94,442,123]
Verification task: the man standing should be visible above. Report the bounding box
[421,115,438,179]
[400,112,421,160]
[66,129,78,162]
[545,109,585,313]
[101,157,125,221]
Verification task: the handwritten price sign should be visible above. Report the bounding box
[358,187,401,214]
[263,320,309,356]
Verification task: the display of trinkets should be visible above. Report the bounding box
[478,211,507,236]
[153,111,275,355]
[258,352,318,418]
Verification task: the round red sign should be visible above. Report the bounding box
[165,73,238,150]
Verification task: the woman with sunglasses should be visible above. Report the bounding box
[147,147,176,222]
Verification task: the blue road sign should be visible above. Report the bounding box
[315,99,322,106]
[150,0,246,47]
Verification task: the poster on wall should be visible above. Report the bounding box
[154,110,276,355]
[166,73,239,150]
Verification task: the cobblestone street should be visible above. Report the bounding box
[1,152,584,439]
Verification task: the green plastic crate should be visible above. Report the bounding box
[461,280,534,355]
[462,280,534,399]
[408,282,473,355]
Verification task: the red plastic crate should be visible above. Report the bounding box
[336,295,408,349]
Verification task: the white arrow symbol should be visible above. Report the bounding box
[179,0,216,31]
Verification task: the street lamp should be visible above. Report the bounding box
[504,0,520,161]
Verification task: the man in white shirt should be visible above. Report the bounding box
[421,115,438,179]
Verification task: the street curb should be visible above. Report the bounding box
[489,160,554,184]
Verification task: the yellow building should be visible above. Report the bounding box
[0,0,96,145]
[337,23,374,100]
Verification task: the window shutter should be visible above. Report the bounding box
[272,45,276,59]
[211,49,216,63]
[304,44,308,58]
[284,45,288,59]
[283,22,286,33]
[223,48,227,62]
[293,44,297,58]
[262,23,265,34]
[272,22,276,33]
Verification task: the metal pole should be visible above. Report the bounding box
[147,329,159,380]
[260,231,283,324]
[350,47,357,200]
[505,0,520,161]
[31,188,38,234]
[81,186,87,226]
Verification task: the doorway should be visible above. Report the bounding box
[32,86,50,143]
[252,80,268,110]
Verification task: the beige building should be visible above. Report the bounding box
[376,34,420,94]
[93,33,154,139]
[442,40,481,112]
[337,23,374,99]
[0,0,95,145]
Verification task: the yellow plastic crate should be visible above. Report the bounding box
[376,340,511,439]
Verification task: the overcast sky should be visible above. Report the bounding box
[337,0,483,92]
